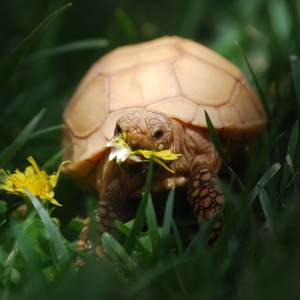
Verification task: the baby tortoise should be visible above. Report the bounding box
[61,36,267,264]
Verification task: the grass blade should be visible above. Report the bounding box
[162,188,175,240]
[228,167,244,191]
[205,110,226,163]
[115,8,137,44]
[0,3,72,90]
[0,108,46,166]
[286,155,300,206]
[184,213,218,256]
[102,236,118,263]
[177,0,208,38]
[41,142,73,170]
[115,220,135,237]
[10,221,46,294]
[171,218,184,258]
[24,39,109,63]
[235,41,271,121]
[146,195,160,254]
[102,232,133,271]
[221,139,231,170]
[246,163,281,210]
[290,55,300,117]
[124,158,154,254]
[25,189,69,267]
[278,121,299,201]
[29,124,64,140]
[257,184,275,239]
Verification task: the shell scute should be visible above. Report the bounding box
[109,62,181,111]
[64,76,108,138]
[218,103,245,140]
[146,97,197,123]
[231,82,267,139]
[192,106,224,133]
[99,38,181,75]
[174,37,242,79]
[174,55,236,107]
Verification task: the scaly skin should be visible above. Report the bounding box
[187,162,224,222]
[187,161,224,243]
[76,110,226,266]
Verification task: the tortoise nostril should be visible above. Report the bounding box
[115,124,122,135]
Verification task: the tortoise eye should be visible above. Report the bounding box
[154,130,163,139]
[151,125,166,141]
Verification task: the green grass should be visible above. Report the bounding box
[0,0,300,299]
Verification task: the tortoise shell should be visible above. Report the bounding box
[62,36,267,179]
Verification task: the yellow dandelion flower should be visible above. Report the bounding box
[0,156,71,206]
[106,134,181,174]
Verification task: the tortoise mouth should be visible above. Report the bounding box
[121,161,149,174]
[125,156,142,165]
[128,143,156,151]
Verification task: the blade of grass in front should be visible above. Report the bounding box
[228,167,244,191]
[115,220,134,237]
[171,218,184,258]
[102,236,118,264]
[257,184,275,239]
[11,221,46,294]
[24,39,109,63]
[219,181,248,237]
[266,132,285,155]
[41,142,73,170]
[3,248,18,269]
[102,232,133,271]
[286,155,300,205]
[235,41,271,121]
[221,139,231,170]
[211,212,236,258]
[125,257,193,299]
[177,0,208,37]
[184,213,218,256]
[29,124,64,140]
[115,8,137,44]
[246,162,281,210]
[287,168,300,189]
[205,110,226,163]
[162,188,175,240]
[0,3,72,90]
[247,208,258,262]
[287,0,300,55]
[124,158,154,254]
[25,189,69,267]
[290,56,300,119]
[277,121,299,202]
[145,195,160,255]
[0,108,46,166]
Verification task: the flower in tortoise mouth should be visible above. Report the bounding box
[106,133,181,174]
[0,156,71,206]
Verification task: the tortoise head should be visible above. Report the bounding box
[114,110,174,151]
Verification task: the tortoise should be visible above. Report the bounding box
[61,36,267,259]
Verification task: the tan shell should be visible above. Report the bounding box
[62,36,267,178]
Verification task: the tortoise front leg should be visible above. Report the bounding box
[187,161,224,241]
[77,180,127,266]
